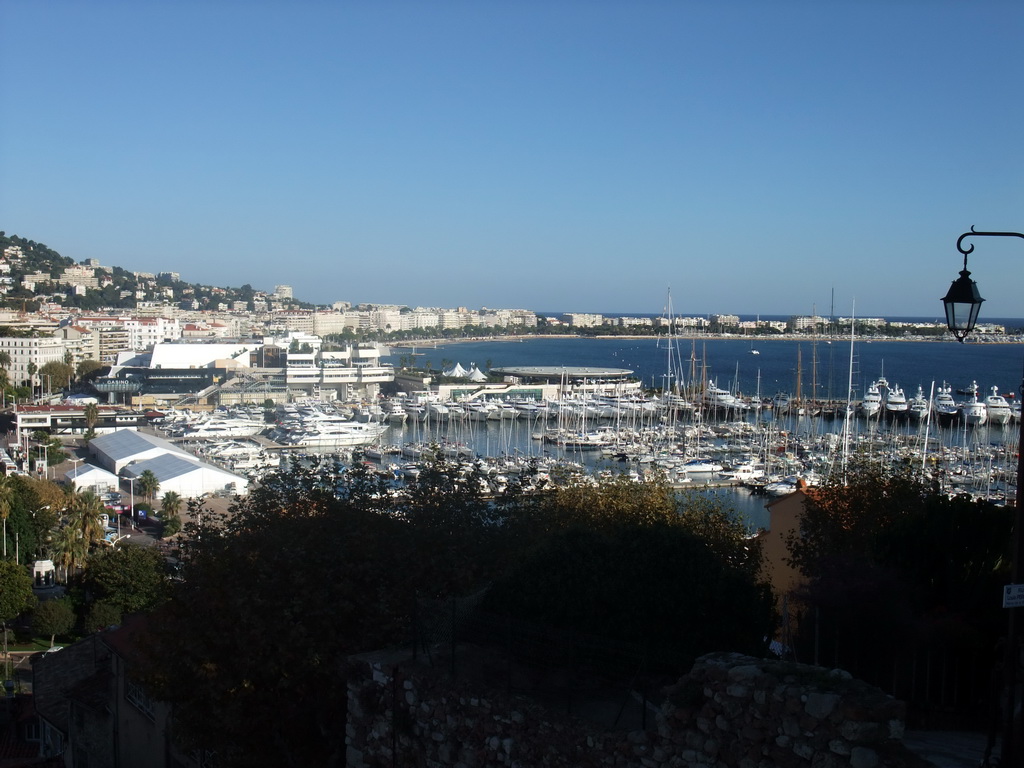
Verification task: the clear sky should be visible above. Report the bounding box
[1,1,1021,318]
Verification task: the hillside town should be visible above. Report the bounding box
[0,235,1011,413]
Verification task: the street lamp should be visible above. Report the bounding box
[942,226,1024,765]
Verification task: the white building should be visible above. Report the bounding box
[88,430,194,475]
[0,335,68,387]
[561,313,604,328]
[148,342,257,369]
[65,463,121,495]
[279,335,393,399]
[122,452,248,500]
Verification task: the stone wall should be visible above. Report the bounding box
[345,650,929,768]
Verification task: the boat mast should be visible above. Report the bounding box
[842,300,856,483]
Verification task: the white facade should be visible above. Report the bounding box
[0,335,68,386]
[149,342,258,369]
[284,340,393,398]
[65,463,121,495]
[561,313,604,327]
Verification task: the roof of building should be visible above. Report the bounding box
[32,634,111,735]
[65,463,119,481]
[89,429,189,463]
[123,451,244,484]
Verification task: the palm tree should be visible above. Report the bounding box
[84,402,99,432]
[47,490,104,582]
[50,524,86,583]
[0,477,12,559]
[26,360,37,393]
[67,489,106,549]
[0,350,10,393]
[161,491,182,518]
[137,470,160,504]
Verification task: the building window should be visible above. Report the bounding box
[125,679,156,720]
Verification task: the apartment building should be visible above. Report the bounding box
[0,335,67,386]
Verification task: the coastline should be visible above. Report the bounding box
[389,333,1024,348]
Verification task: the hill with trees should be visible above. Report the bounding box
[0,231,314,312]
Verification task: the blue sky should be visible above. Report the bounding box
[1,1,1021,317]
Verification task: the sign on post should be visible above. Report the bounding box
[1003,584,1024,609]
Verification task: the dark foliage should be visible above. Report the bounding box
[135,457,775,767]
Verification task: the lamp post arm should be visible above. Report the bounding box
[956,226,1024,265]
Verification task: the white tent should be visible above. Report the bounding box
[122,453,248,500]
[88,429,192,474]
[443,362,469,378]
[64,463,120,496]
[467,364,488,382]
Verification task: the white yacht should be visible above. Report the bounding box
[932,382,960,425]
[908,386,930,421]
[680,457,725,474]
[282,421,389,448]
[883,384,908,418]
[702,380,743,411]
[960,381,987,426]
[984,385,1012,426]
[859,381,882,418]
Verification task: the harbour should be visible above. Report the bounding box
[157,331,1024,535]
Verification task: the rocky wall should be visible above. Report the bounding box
[345,650,928,768]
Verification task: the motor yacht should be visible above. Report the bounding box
[883,384,908,418]
[932,382,959,425]
[908,386,929,421]
[984,385,1012,426]
[859,381,882,418]
[960,381,987,426]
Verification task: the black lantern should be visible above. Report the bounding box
[941,268,984,342]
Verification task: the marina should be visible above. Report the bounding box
[154,335,1024,534]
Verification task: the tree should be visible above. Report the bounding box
[161,491,183,537]
[31,598,75,647]
[0,560,35,625]
[50,489,106,581]
[137,470,160,504]
[0,477,12,559]
[83,543,168,614]
[786,462,1013,689]
[75,359,103,380]
[83,402,99,432]
[0,560,36,656]
[134,458,775,766]
[161,491,182,518]
[84,600,122,633]
[38,361,73,391]
[25,360,36,391]
[488,473,773,669]
[136,456,502,766]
